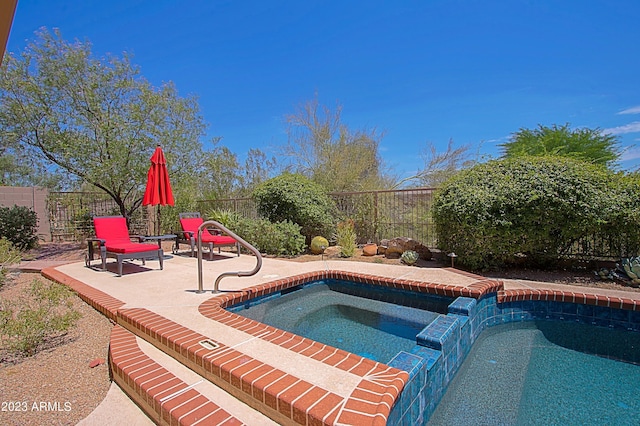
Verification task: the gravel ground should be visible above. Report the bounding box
[1,252,113,425]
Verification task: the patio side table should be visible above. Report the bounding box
[142,234,177,249]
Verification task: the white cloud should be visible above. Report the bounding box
[603,121,640,135]
[621,146,640,162]
[618,106,640,115]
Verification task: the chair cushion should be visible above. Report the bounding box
[179,217,236,245]
[179,217,204,240]
[200,234,237,245]
[105,240,158,254]
[94,216,131,241]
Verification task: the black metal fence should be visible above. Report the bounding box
[197,188,437,246]
[49,188,637,259]
[47,192,148,241]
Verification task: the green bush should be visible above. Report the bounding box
[596,172,640,257]
[335,219,357,258]
[0,278,81,356]
[432,157,620,270]
[230,216,306,256]
[0,205,39,250]
[252,173,338,242]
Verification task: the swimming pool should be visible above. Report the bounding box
[229,279,453,364]
[427,321,640,425]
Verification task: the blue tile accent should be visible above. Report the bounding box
[388,351,424,378]
[416,315,460,350]
[448,296,476,315]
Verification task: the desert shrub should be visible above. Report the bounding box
[230,216,306,256]
[401,250,419,265]
[0,205,39,250]
[432,157,620,270]
[310,236,329,254]
[595,172,640,256]
[334,219,357,257]
[0,278,81,356]
[205,209,240,228]
[0,238,22,288]
[252,173,338,242]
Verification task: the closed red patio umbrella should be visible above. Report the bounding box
[143,145,174,235]
[143,145,174,207]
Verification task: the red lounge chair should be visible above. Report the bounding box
[173,212,240,260]
[87,216,163,276]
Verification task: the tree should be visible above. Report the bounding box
[394,139,479,188]
[500,123,620,168]
[199,139,241,200]
[197,140,277,199]
[281,96,391,192]
[239,148,277,196]
[0,28,205,219]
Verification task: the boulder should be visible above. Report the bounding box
[362,243,378,256]
[380,237,432,260]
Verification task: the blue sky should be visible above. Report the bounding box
[6,0,640,180]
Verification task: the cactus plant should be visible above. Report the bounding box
[401,250,419,265]
[310,236,329,254]
[618,257,640,286]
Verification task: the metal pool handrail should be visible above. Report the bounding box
[196,220,262,293]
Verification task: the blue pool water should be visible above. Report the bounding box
[427,321,640,425]
[232,279,452,363]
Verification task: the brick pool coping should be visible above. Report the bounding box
[499,288,640,310]
[41,266,640,425]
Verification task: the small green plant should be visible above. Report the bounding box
[618,257,640,286]
[205,209,240,228]
[334,219,357,258]
[0,205,39,250]
[0,278,81,356]
[401,250,419,265]
[0,238,21,288]
[310,236,329,254]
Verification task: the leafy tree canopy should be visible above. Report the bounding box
[0,28,205,219]
[500,123,620,168]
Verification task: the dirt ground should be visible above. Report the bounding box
[0,270,112,426]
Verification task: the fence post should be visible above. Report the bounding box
[373,191,378,242]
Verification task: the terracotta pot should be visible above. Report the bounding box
[362,243,378,256]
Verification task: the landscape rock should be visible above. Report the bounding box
[380,237,432,260]
[362,244,378,256]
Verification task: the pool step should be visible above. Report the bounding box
[110,325,273,425]
[115,307,351,425]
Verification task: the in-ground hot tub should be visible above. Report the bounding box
[228,278,454,364]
